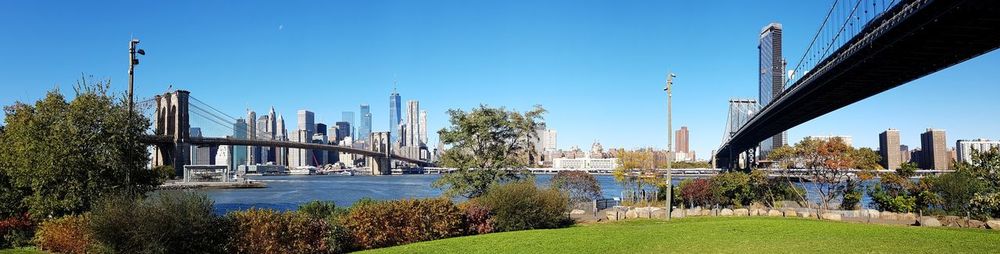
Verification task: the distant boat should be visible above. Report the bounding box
[339,170,354,176]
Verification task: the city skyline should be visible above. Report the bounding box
[1,1,998,159]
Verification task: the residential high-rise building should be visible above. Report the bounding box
[359,104,372,140]
[879,129,901,170]
[920,128,948,169]
[233,118,248,167]
[544,129,557,151]
[389,87,402,144]
[406,100,421,147]
[900,145,911,164]
[246,110,257,165]
[419,110,427,146]
[676,126,690,154]
[956,139,1000,164]
[758,23,785,158]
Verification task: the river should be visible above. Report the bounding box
[185,174,872,214]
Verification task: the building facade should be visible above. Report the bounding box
[405,100,421,147]
[389,88,401,144]
[879,129,901,170]
[758,23,786,158]
[359,104,372,140]
[676,126,690,160]
[956,139,1000,164]
[920,129,948,170]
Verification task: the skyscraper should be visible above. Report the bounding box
[232,118,248,167]
[389,87,402,144]
[879,129,901,170]
[291,110,315,167]
[419,110,427,146]
[406,100,421,147]
[920,128,948,169]
[257,115,270,163]
[334,121,351,143]
[758,23,785,158]
[246,110,257,165]
[675,126,690,154]
[342,111,355,138]
[359,104,372,140]
[275,114,287,166]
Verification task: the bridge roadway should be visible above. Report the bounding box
[716,0,1000,166]
[140,135,431,166]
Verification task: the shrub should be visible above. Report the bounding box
[34,214,93,254]
[476,182,570,232]
[343,198,464,250]
[839,179,863,210]
[298,200,340,220]
[868,184,916,213]
[971,192,1000,219]
[680,179,713,208]
[459,201,494,235]
[549,171,602,203]
[227,209,331,254]
[710,172,751,208]
[153,165,176,181]
[90,192,229,254]
[0,213,33,248]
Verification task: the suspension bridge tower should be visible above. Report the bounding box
[151,90,191,176]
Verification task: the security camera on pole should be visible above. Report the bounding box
[664,72,676,220]
[128,38,146,114]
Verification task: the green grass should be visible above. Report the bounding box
[363,217,1000,253]
[0,248,45,254]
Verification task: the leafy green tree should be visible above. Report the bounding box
[0,78,159,220]
[432,105,545,198]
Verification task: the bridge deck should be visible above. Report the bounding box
[717,0,1000,165]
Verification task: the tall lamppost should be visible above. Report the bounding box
[664,72,676,220]
[128,38,145,113]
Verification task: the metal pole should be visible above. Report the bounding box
[128,39,137,113]
[664,72,675,220]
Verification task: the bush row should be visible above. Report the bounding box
[27,181,571,253]
[677,170,804,209]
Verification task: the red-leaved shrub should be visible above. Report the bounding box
[681,178,713,208]
[34,214,93,254]
[343,198,464,250]
[227,209,330,254]
[0,213,34,248]
[459,201,494,235]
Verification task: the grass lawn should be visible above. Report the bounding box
[364,217,1000,253]
[0,248,44,254]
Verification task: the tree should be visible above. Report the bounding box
[768,137,878,211]
[612,149,659,206]
[0,78,159,220]
[432,105,545,198]
[549,171,602,204]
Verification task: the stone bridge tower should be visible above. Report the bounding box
[151,90,191,177]
[368,131,391,175]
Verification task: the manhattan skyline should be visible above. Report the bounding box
[1,1,998,159]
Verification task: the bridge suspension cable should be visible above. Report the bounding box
[784,0,900,91]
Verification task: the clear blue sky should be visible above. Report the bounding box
[1,0,998,159]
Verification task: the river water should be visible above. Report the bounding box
[189,174,871,214]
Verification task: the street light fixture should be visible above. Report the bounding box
[664,72,676,220]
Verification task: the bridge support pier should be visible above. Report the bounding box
[151,90,191,177]
[367,132,391,175]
